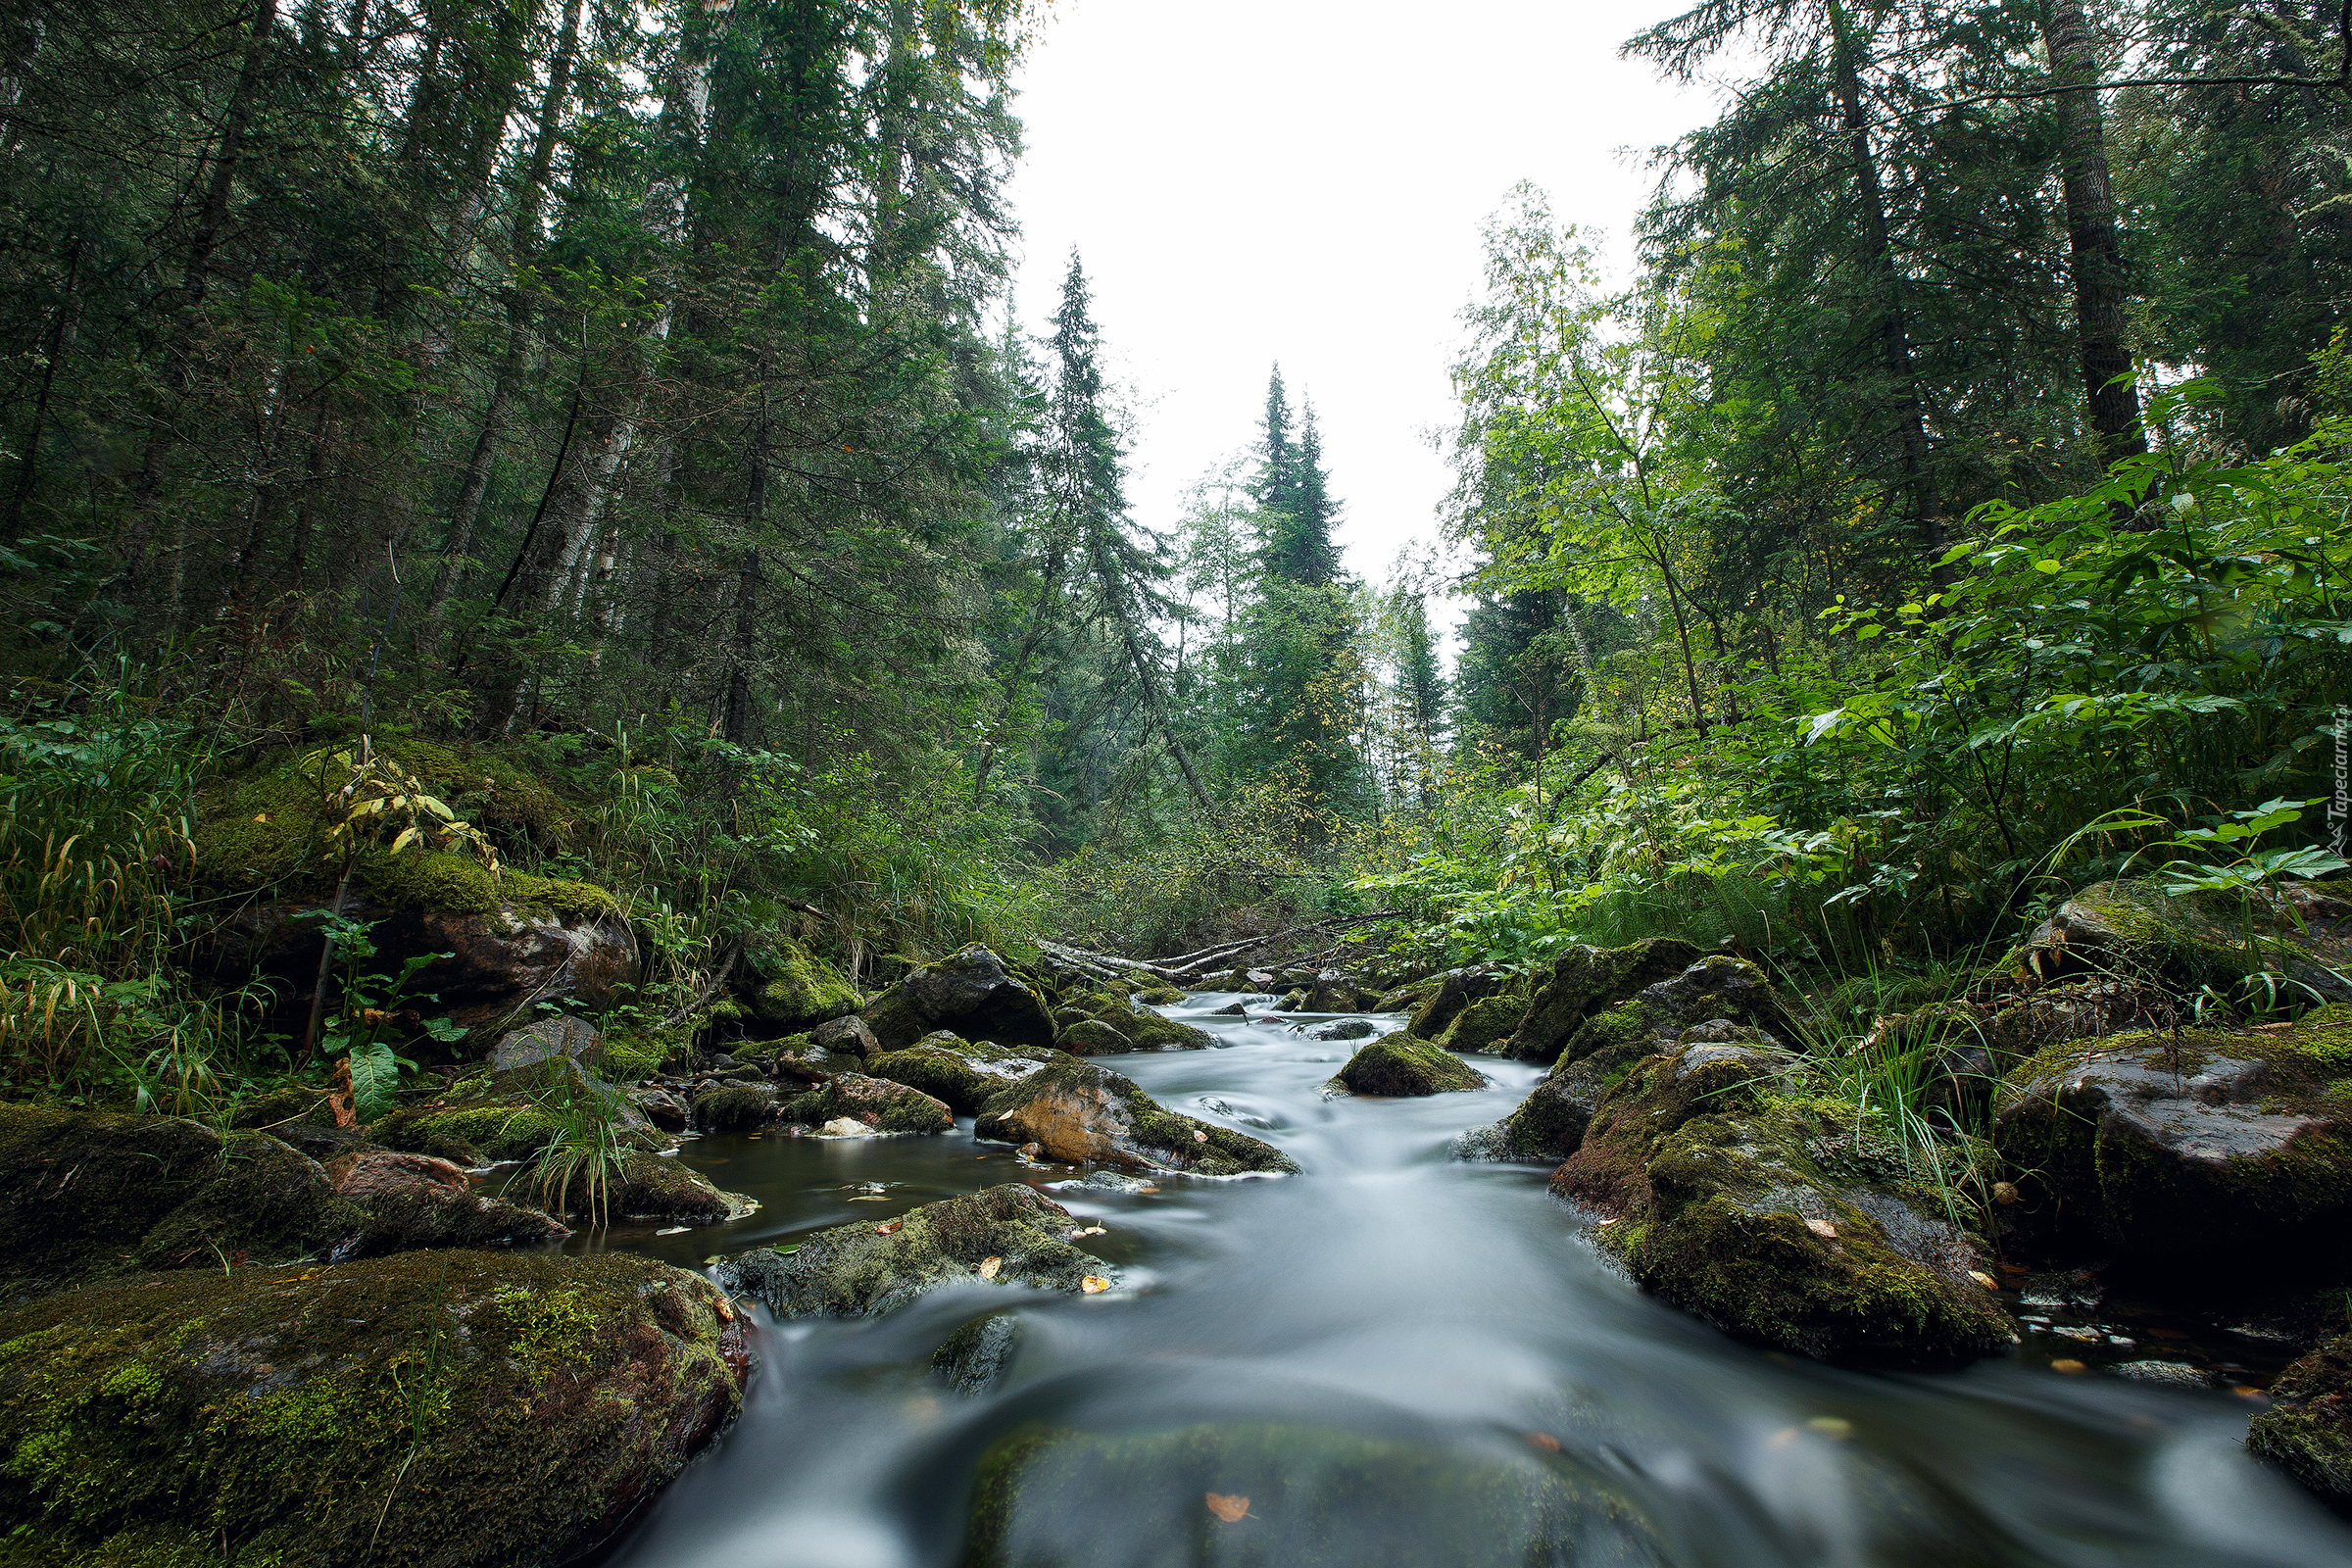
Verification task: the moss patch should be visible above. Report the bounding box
[740,935,861,1030]
[1334,1034,1490,1097]
[2249,1334,2352,1498]
[0,1250,742,1568]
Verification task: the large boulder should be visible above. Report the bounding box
[1554,1042,2015,1366]
[489,1014,604,1073]
[2249,1334,2352,1501]
[0,1250,745,1568]
[1404,965,1510,1040]
[779,1070,955,1134]
[514,1150,740,1223]
[739,932,862,1029]
[370,1056,668,1166]
[715,1185,1104,1317]
[325,1150,570,1252]
[964,1422,1666,1568]
[1990,1007,2352,1263]
[975,1057,1298,1176]
[1058,989,1215,1052]
[859,946,1058,1052]
[2010,878,2352,1004]
[1492,939,1706,1063]
[867,1030,1055,1114]
[1332,1033,1490,1097]
[1484,958,1788,1161]
[1438,994,1527,1054]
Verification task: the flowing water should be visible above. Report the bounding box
[584,998,2352,1568]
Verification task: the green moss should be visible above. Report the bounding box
[1440,994,1526,1054]
[781,1073,953,1134]
[1335,1034,1490,1097]
[719,1184,1096,1318]
[0,1251,740,1567]
[133,1133,363,1273]
[0,1109,239,1299]
[741,934,861,1028]
[692,1085,774,1133]
[2249,1334,2352,1498]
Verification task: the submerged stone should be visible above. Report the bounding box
[716,1184,1102,1317]
[1332,1033,1490,1097]
[933,1311,1024,1396]
[973,1057,1298,1176]
[0,1250,745,1568]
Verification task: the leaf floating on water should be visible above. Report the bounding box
[848,1195,891,1201]
[2233,1385,2264,1398]
[1969,1270,1997,1289]
[1204,1493,1252,1523]
[2049,1358,2087,1375]
[1523,1431,1561,1452]
[1804,1417,1853,1441]
[656,1226,689,1236]
[1768,1426,1799,1449]
[1137,1186,1160,1195]
[1804,1218,1838,1240]
[1593,1218,1619,1228]
[978,1255,1003,1280]
[875,1220,903,1236]
[1081,1275,1110,1295]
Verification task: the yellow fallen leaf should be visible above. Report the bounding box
[2050,1358,2086,1375]
[1081,1275,1110,1294]
[978,1255,1003,1280]
[1204,1493,1251,1523]
[1193,1130,1207,1141]
[875,1220,903,1235]
[2233,1385,2264,1398]
[1137,1186,1160,1195]
[1804,1218,1837,1240]
[1968,1270,1996,1290]
[1992,1181,2019,1205]
[1805,1417,1852,1441]
[1523,1431,1561,1452]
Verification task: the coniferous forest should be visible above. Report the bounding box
[4,2,2352,1564]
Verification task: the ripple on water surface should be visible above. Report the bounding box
[583,1000,2352,1568]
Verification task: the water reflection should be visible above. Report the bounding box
[589,999,2352,1568]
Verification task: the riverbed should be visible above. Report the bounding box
[581,997,2352,1567]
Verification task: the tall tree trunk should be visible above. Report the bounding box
[122,0,279,601]
[2042,0,2145,457]
[418,0,584,644]
[1828,0,1953,593]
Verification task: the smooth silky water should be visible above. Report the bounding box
[579,998,2352,1568]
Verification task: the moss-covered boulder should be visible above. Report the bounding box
[715,1185,1102,1318]
[1493,939,1706,1063]
[1442,994,1527,1054]
[859,945,1057,1052]
[0,1250,745,1567]
[738,932,862,1030]
[0,1109,367,1301]
[812,1014,880,1058]
[975,1057,1298,1176]
[1332,1033,1491,1097]
[514,1151,738,1223]
[1990,1007,2352,1264]
[1056,1016,1132,1054]
[325,1150,570,1252]
[2250,1334,2352,1500]
[1058,990,1214,1051]
[1130,983,1188,1005]
[1405,965,1510,1040]
[370,1056,667,1166]
[866,1031,1054,1114]
[780,1070,955,1134]
[1484,959,1788,1161]
[2009,878,2352,1004]
[1554,1043,2014,1366]
[692,1083,776,1132]
[963,1422,1665,1568]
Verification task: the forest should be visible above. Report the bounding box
[2,0,2352,1563]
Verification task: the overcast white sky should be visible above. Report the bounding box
[1000,0,1729,641]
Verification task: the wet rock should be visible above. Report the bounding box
[1058,989,1214,1051]
[963,1422,1666,1568]
[738,932,862,1029]
[866,1031,1053,1114]
[1441,995,1527,1054]
[2112,1360,2208,1388]
[1991,1019,2352,1262]
[933,1312,1023,1396]
[605,1152,739,1220]
[1273,988,1309,1012]
[0,1250,745,1568]
[1373,980,1437,1014]
[1332,1033,1491,1097]
[814,1014,880,1058]
[1494,939,1706,1064]
[370,1055,666,1166]
[2012,878,2352,1004]
[781,1070,955,1134]
[1131,983,1188,1005]
[2249,1334,2352,1499]
[489,1014,604,1073]
[0,1109,364,1300]
[1310,1017,1377,1042]
[1405,965,1510,1041]
[974,1057,1298,1176]
[1058,1016,1133,1054]
[1554,1043,2014,1366]
[1306,969,1373,1012]
[693,1082,777,1132]
[1210,1002,1249,1017]
[327,1150,571,1251]
[859,945,1058,1052]
[716,1184,1102,1317]
[631,1085,693,1131]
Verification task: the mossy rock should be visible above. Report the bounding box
[517,1151,736,1222]
[1442,994,1527,1054]
[0,1250,744,1568]
[866,1032,1054,1115]
[739,933,861,1030]
[1990,1015,2352,1264]
[714,1184,1101,1318]
[692,1084,775,1133]
[370,1057,664,1167]
[858,946,1057,1053]
[963,1421,1666,1568]
[228,1087,338,1134]
[1333,1033,1491,1097]
[932,1312,1023,1397]
[2249,1334,2352,1499]
[1056,1017,1131,1054]
[1097,996,1213,1051]
[2007,878,2352,1004]
[1494,939,1706,1063]
[1405,966,1510,1040]
[1554,1045,2015,1366]
[1130,984,1187,1005]
[974,1057,1298,1176]
[0,1110,364,1302]
[781,1071,954,1134]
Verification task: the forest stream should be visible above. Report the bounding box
[575,997,2352,1568]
